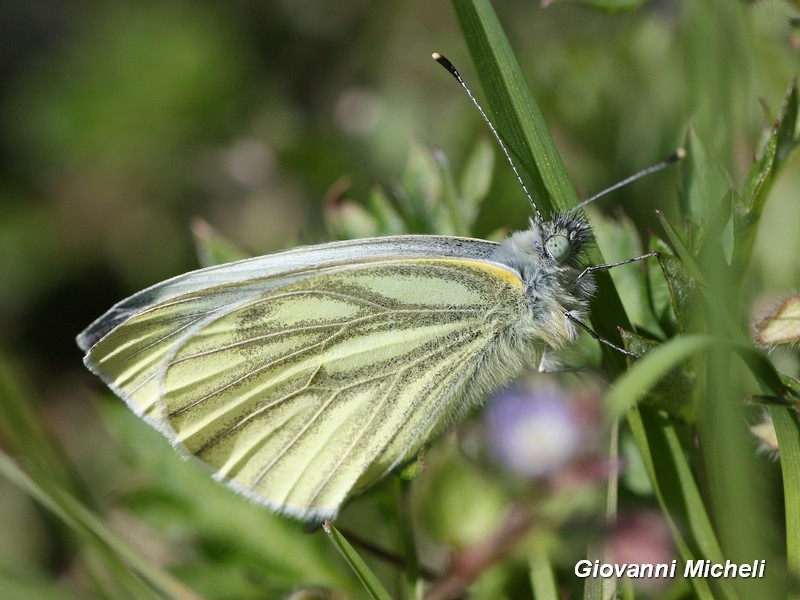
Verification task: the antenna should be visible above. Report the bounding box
[571,148,686,212]
[432,52,542,220]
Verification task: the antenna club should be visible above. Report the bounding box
[431,52,449,67]
[674,147,687,161]
[432,52,459,79]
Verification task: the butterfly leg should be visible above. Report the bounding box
[567,251,660,359]
[536,351,612,387]
[575,251,659,283]
[564,311,639,359]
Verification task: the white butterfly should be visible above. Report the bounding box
[77,53,675,521]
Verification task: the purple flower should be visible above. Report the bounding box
[485,387,582,478]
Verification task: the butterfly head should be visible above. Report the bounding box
[494,211,593,278]
[537,211,593,267]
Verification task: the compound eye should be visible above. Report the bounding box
[546,234,571,263]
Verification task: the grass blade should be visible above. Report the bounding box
[529,548,559,600]
[625,408,731,600]
[0,450,203,600]
[771,406,800,596]
[323,520,393,600]
[451,0,575,214]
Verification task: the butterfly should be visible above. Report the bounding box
[77,53,678,522]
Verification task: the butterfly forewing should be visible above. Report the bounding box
[84,283,278,422]
[79,237,500,422]
[81,240,541,520]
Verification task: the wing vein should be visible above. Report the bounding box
[258,327,485,503]
[167,306,481,419]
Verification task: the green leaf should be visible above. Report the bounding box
[191,218,249,267]
[607,334,714,419]
[400,138,445,233]
[655,210,794,399]
[591,209,657,333]
[744,80,800,207]
[325,199,381,239]
[780,374,800,402]
[620,430,653,496]
[655,209,709,288]
[459,137,495,228]
[541,0,649,13]
[771,407,800,584]
[323,521,393,600]
[679,127,732,249]
[529,549,559,600]
[646,236,679,337]
[434,147,469,236]
[608,334,786,419]
[367,185,406,235]
[737,80,800,270]
[655,248,701,335]
[694,189,735,266]
[619,330,696,421]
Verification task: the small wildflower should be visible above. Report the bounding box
[485,387,582,478]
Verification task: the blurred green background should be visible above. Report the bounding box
[1,0,799,598]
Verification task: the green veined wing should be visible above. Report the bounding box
[78,237,540,520]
